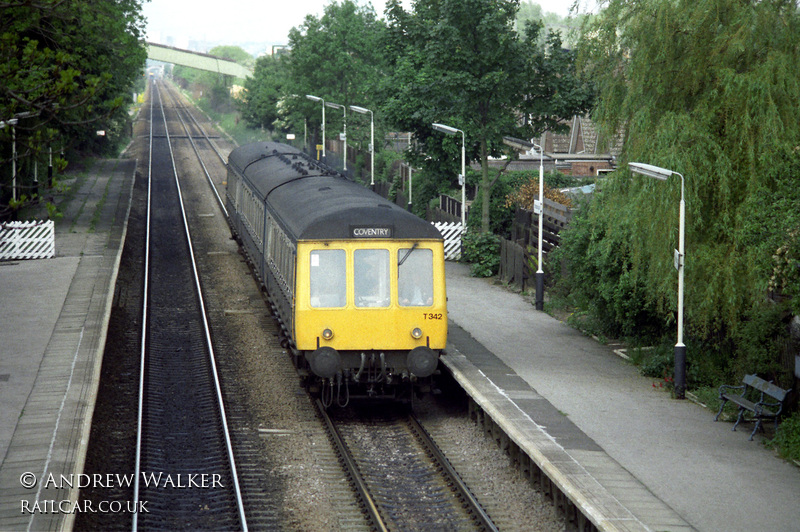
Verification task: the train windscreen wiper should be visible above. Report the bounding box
[397,242,419,268]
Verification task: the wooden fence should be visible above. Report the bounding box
[499,199,573,291]
[511,198,572,251]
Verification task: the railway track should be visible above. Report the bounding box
[166,87,230,216]
[157,82,293,529]
[318,400,499,531]
[131,80,247,530]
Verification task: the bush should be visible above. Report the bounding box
[768,411,800,463]
[462,231,500,277]
[731,303,794,383]
[626,338,728,394]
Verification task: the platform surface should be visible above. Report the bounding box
[443,261,800,532]
[0,159,135,531]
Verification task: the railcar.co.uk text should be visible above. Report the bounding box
[19,472,224,515]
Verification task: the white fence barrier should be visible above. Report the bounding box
[0,220,55,260]
[434,221,464,261]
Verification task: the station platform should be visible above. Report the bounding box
[0,158,135,531]
[443,261,800,532]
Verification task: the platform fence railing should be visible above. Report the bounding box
[0,220,55,260]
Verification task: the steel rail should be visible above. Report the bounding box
[182,104,228,164]
[164,83,229,217]
[171,87,229,165]
[159,80,248,532]
[315,400,389,532]
[408,414,499,531]
[131,80,154,532]
[132,80,248,531]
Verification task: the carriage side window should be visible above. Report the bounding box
[354,249,390,307]
[398,248,433,307]
[310,250,346,308]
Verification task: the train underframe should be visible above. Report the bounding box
[290,346,439,407]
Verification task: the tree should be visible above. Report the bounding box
[561,0,800,377]
[239,55,288,131]
[382,0,592,233]
[1,0,146,217]
[280,0,386,146]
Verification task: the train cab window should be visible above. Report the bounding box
[310,250,346,308]
[354,249,390,307]
[398,248,433,307]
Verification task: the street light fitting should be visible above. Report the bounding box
[306,95,325,160]
[502,136,536,151]
[323,101,347,171]
[628,162,676,181]
[503,136,545,309]
[349,105,374,186]
[432,123,460,136]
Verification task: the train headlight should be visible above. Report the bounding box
[411,327,423,339]
[322,328,334,340]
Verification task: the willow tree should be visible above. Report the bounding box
[562,0,800,376]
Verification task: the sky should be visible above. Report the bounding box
[142,0,582,54]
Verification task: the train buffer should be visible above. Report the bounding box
[714,374,791,440]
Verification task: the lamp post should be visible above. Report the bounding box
[502,136,545,310]
[432,123,466,228]
[349,105,374,188]
[1,119,19,202]
[325,102,346,171]
[408,132,413,210]
[48,145,53,187]
[532,142,544,311]
[305,95,325,160]
[408,166,413,211]
[629,161,687,399]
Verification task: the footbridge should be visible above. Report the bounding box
[146,42,253,79]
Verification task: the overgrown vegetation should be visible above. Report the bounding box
[235,0,591,234]
[381,0,593,233]
[768,412,800,464]
[463,168,580,239]
[462,231,501,278]
[173,45,252,115]
[1,0,147,220]
[549,0,800,394]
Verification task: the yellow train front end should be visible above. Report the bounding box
[294,239,447,400]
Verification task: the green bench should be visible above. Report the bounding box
[714,374,791,441]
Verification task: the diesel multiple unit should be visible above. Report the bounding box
[226,142,447,404]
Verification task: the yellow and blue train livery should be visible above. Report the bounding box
[225,142,447,404]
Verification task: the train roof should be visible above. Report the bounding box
[229,142,442,242]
